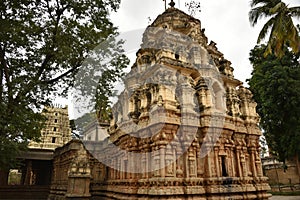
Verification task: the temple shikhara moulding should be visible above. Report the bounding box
[49,4,271,200]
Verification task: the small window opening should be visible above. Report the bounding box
[221,156,228,177]
[52,137,56,143]
[53,127,56,131]
[175,53,179,60]
[54,119,58,123]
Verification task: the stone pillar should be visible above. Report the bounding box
[128,154,133,179]
[24,160,32,185]
[250,149,257,177]
[142,154,147,178]
[240,153,247,177]
[230,148,236,177]
[236,149,242,177]
[166,146,175,177]
[255,152,263,177]
[176,147,184,178]
[145,146,151,178]
[111,159,115,180]
[206,151,213,177]
[214,148,220,177]
[123,159,128,179]
[188,148,196,177]
[160,146,166,178]
[153,146,160,177]
[196,144,203,177]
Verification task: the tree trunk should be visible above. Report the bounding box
[0,169,9,186]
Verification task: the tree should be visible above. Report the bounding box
[249,0,300,57]
[0,0,128,174]
[71,112,96,137]
[248,45,300,170]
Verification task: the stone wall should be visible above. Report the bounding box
[266,167,299,185]
[48,140,91,200]
[262,157,300,185]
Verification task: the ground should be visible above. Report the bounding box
[270,196,300,200]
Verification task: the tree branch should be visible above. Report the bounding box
[46,0,55,21]
[43,61,82,85]
[0,46,10,86]
[36,1,70,80]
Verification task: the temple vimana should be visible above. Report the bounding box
[0,3,272,200]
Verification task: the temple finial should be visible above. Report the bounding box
[169,0,175,8]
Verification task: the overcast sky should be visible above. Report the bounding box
[58,0,300,118]
[110,0,299,83]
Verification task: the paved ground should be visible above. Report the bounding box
[270,196,300,200]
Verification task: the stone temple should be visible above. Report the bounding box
[45,4,272,200]
[55,5,271,200]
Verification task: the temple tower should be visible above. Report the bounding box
[29,105,72,150]
[83,5,270,200]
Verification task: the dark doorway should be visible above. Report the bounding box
[221,156,228,177]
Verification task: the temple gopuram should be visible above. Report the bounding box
[29,105,72,150]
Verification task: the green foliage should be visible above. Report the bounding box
[73,112,96,135]
[249,0,300,57]
[0,0,125,170]
[248,45,300,162]
[72,34,129,123]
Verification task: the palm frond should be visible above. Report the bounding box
[284,17,300,53]
[289,6,300,18]
[269,2,286,15]
[270,13,286,56]
[257,18,275,43]
[274,37,284,57]
[250,0,300,57]
[250,0,280,8]
[264,42,273,57]
[249,6,271,26]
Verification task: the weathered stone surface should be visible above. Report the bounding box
[28,106,72,150]
[262,157,300,185]
[49,7,271,200]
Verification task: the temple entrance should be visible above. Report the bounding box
[20,160,52,186]
[0,149,53,199]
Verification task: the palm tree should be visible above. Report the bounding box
[249,0,300,57]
